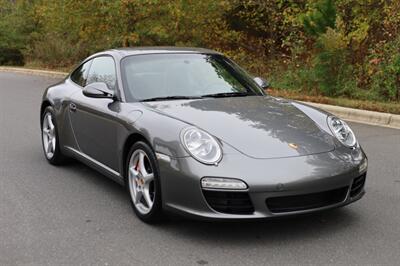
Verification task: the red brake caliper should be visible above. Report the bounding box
[135,159,140,172]
[134,159,141,185]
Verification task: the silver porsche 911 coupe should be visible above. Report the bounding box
[40,47,367,223]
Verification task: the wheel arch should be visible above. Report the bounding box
[121,133,153,180]
[40,100,52,125]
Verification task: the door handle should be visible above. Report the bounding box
[69,103,77,112]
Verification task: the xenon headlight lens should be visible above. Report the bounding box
[182,127,222,165]
[327,116,357,147]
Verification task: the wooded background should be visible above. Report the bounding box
[1,0,400,103]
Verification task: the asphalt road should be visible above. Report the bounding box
[1,71,400,266]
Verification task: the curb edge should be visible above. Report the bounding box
[1,66,399,129]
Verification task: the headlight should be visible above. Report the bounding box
[181,127,222,165]
[327,116,357,147]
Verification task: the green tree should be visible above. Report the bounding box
[302,0,336,37]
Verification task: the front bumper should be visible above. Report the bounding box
[157,149,367,220]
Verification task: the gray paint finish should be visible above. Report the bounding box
[40,47,367,219]
[1,72,399,265]
[144,96,336,158]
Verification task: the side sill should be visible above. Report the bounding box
[64,146,124,185]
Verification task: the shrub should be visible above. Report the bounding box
[28,34,89,68]
[270,63,316,93]
[0,0,399,103]
[0,47,24,66]
[370,37,400,101]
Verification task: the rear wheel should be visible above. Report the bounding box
[126,141,163,223]
[41,106,67,165]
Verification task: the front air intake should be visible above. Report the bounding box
[350,174,366,197]
[266,187,348,213]
[202,190,254,215]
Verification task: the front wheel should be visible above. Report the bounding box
[41,106,67,165]
[126,141,164,223]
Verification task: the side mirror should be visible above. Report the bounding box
[253,77,270,90]
[83,82,115,99]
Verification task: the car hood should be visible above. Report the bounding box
[143,96,335,159]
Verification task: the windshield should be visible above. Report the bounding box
[121,53,265,102]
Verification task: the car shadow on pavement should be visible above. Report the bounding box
[58,159,129,198]
[160,208,361,245]
[61,159,362,246]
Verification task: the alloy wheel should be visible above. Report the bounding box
[128,149,156,215]
[42,112,56,159]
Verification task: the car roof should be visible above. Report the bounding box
[105,46,221,57]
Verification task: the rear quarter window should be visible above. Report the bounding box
[70,60,92,87]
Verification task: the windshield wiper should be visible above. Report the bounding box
[201,92,251,98]
[141,92,252,102]
[140,96,202,102]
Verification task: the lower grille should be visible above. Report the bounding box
[350,174,366,197]
[266,187,348,213]
[202,190,254,215]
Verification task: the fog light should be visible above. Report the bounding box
[359,159,368,173]
[201,177,248,190]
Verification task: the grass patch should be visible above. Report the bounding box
[23,61,72,73]
[268,88,400,115]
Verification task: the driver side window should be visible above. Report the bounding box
[86,56,117,91]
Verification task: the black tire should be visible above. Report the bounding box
[125,141,164,223]
[41,106,68,165]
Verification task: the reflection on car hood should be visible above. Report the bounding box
[143,96,335,159]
